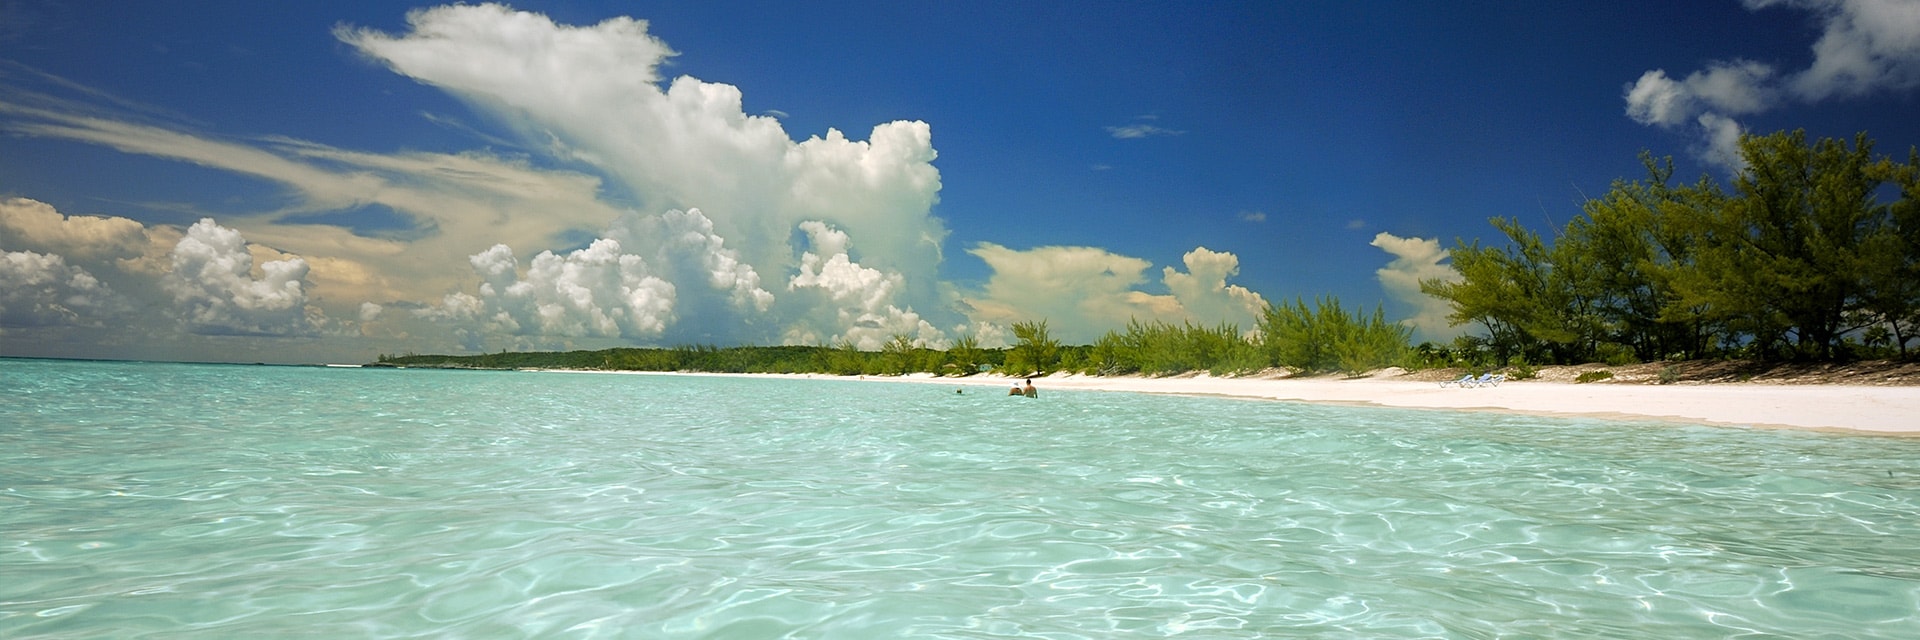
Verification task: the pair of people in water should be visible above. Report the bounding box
[1008,378,1037,398]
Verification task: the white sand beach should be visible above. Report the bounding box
[559,366,1920,435]
[870,372,1920,435]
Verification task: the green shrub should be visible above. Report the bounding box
[1259,296,1410,375]
[1575,370,1614,383]
[1658,365,1679,385]
[1598,344,1640,366]
[1508,357,1538,381]
[1084,319,1265,376]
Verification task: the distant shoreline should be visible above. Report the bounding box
[13,355,1915,434]
[529,367,1920,436]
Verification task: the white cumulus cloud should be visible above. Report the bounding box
[603,208,773,317]
[3,5,960,357]
[1370,232,1465,343]
[339,4,950,346]
[962,243,1175,344]
[1624,0,1920,171]
[462,239,676,340]
[1161,247,1266,332]
[960,243,1266,344]
[1696,112,1751,173]
[782,221,943,350]
[1753,0,1920,99]
[0,197,152,260]
[0,250,122,328]
[1624,61,1778,128]
[162,219,317,336]
[0,98,630,319]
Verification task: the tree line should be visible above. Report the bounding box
[376,299,1412,377]
[379,129,1914,377]
[1424,130,1918,365]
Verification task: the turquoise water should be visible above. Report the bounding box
[3,359,1919,638]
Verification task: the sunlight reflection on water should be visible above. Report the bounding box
[3,359,1919,637]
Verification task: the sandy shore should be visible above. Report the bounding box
[542,367,1920,435]
[847,371,1920,435]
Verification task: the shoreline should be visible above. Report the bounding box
[543,368,1920,436]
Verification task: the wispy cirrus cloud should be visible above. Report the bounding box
[1,4,961,358]
[0,94,627,310]
[1106,123,1184,139]
[1106,114,1183,139]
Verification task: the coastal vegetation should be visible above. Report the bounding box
[380,129,1917,377]
[377,302,1409,377]
[1425,130,1918,365]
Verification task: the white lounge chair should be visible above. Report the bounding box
[1440,374,1475,388]
[1475,373,1506,387]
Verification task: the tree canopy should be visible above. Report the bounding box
[1424,130,1918,363]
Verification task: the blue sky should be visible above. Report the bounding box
[4,1,1918,364]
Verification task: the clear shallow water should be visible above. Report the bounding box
[3,359,1919,638]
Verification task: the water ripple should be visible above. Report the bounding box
[4,360,1920,637]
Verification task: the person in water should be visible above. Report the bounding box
[1009,382,1024,396]
[1023,378,1038,398]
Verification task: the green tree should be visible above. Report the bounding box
[1420,218,1586,364]
[946,333,985,375]
[1675,130,1890,360]
[1560,155,1726,361]
[1428,130,1905,364]
[826,338,867,375]
[1856,148,1920,357]
[879,334,914,375]
[1003,319,1061,375]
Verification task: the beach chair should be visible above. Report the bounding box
[1475,373,1505,387]
[1440,374,1475,388]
